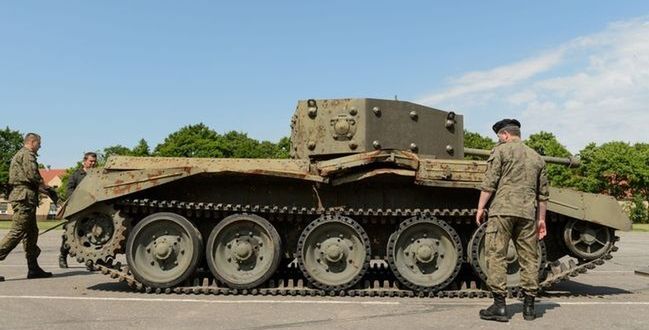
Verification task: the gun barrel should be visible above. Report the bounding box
[464,147,580,167]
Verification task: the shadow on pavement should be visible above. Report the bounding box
[88,281,135,292]
[507,300,561,319]
[543,281,631,297]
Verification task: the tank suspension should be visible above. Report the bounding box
[88,199,620,298]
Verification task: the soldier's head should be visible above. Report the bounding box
[23,133,42,152]
[492,119,521,143]
[82,152,98,170]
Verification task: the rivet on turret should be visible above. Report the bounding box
[372,106,381,116]
[373,140,381,149]
[349,107,358,116]
[349,142,358,150]
[308,107,317,118]
[409,111,418,120]
[446,145,454,154]
[410,143,418,152]
[445,111,456,128]
[308,141,316,150]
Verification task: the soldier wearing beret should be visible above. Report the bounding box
[476,119,549,322]
[0,133,53,281]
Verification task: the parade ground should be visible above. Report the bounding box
[1,229,649,330]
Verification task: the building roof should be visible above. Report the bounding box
[39,169,67,184]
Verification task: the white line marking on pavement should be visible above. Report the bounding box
[1,295,649,306]
[0,295,399,305]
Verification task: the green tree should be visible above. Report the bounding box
[0,127,23,197]
[131,138,151,157]
[275,136,291,159]
[629,194,649,224]
[464,130,496,150]
[154,123,226,158]
[463,130,496,161]
[525,131,574,187]
[571,142,649,199]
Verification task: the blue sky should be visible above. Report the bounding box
[2,1,648,167]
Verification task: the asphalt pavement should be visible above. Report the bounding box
[1,229,649,330]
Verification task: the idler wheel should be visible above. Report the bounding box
[563,219,613,260]
[206,214,281,289]
[126,212,203,288]
[468,221,547,287]
[297,215,370,290]
[387,216,462,292]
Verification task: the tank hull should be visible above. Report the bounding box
[62,151,629,295]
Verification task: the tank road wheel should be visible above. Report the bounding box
[126,212,203,288]
[297,215,371,290]
[65,203,129,264]
[388,216,463,292]
[563,219,614,260]
[468,221,547,287]
[206,214,281,289]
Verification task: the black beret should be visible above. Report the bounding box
[492,119,521,133]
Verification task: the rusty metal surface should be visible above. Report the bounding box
[416,159,486,183]
[62,167,201,218]
[316,150,419,177]
[331,169,416,186]
[105,156,321,181]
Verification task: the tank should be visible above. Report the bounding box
[61,98,631,297]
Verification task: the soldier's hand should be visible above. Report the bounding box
[47,187,59,205]
[475,208,485,225]
[537,220,547,240]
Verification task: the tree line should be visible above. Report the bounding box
[2,125,648,222]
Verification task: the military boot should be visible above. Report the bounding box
[523,294,536,321]
[58,254,68,269]
[479,293,508,322]
[27,259,53,279]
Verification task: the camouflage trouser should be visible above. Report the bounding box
[60,223,69,256]
[485,215,539,296]
[0,200,41,262]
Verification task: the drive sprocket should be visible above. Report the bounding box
[64,203,130,265]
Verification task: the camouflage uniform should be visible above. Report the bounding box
[0,147,43,263]
[480,140,549,296]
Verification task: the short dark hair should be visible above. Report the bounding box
[83,152,97,160]
[24,133,41,143]
[500,126,521,137]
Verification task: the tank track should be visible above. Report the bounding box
[87,199,619,299]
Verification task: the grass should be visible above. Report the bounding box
[0,219,65,230]
[633,223,649,232]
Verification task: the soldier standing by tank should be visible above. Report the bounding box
[58,151,97,268]
[475,119,549,322]
[0,133,54,281]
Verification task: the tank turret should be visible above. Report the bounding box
[290,98,464,160]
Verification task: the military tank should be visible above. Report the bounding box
[62,98,630,297]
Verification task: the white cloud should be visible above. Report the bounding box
[418,17,649,152]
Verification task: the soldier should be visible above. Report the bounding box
[0,133,54,281]
[58,151,97,268]
[475,119,549,322]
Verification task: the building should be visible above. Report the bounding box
[0,168,67,220]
